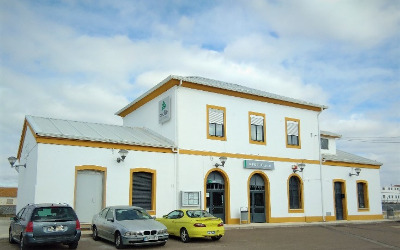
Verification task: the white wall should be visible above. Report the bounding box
[176,87,321,161]
[21,142,177,218]
[321,165,382,217]
[16,127,38,212]
[122,86,177,143]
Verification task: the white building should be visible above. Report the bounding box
[11,75,383,224]
[381,185,400,203]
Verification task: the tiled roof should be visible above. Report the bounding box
[26,116,175,149]
[322,150,382,166]
[0,187,17,197]
[116,75,328,115]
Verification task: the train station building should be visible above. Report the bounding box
[11,75,383,224]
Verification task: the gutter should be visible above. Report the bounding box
[318,108,326,222]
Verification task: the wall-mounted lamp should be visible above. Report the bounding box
[292,163,305,173]
[8,156,26,172]
[117,149,129,163]
[214,156,227,168]
[349,168,361,177]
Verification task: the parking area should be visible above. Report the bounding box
[1,218,399,249]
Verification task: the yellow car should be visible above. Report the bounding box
[156,209,224,243]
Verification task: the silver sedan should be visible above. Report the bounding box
[91,206,169,249]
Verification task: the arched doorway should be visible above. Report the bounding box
[249,173,266,223]
[206,171,225,222]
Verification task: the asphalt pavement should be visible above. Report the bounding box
[0,216,396,239]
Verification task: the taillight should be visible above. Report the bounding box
[26,221,33,233]
[217,222,224,227]
[193,223,206,227]
[75,220,81,230]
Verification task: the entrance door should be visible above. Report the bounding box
[75,170,104,223]
[334,182,345,220]
[206,171,225,223]
[250,174,266,223]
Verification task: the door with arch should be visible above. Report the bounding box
[206,171,225,222]
[250,174,266,223]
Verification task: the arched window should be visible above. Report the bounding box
[288,175,302,210]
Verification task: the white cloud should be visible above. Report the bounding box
[248,0,400,47]
[0,0,398,188]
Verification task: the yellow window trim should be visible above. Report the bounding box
[356,180,370,211]
[285,117,301,149]
[248,112,266,145]
[74,165,107,210]
[247,171,271,222]
[287,174,304,213]
[206,105,227,141]
[332,179,348,221]
[130,168,157,215]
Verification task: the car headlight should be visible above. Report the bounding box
[124,231,143,237]
[158,229,168,234]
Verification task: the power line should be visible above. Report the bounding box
[339,136,400,144]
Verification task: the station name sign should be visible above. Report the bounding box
[243,160,274,170]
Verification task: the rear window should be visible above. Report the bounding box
[186,210,214,218]
[31,207,77,222]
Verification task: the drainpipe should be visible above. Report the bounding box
[318,108,326,222]
[174,80,182,208]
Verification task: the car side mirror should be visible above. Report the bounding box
[163,215,167,218]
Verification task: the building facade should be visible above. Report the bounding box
[12,75,383,224]
[381,185,400,203]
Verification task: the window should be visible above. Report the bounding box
[249,112,266,145]
[286,118,301,148]
[288,175,303,212]
[131,169,157,215]
[6,199,13,205]
[321,138,329,150]
[207,105,226,140]
[357,181,369,210]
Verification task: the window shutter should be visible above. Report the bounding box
[250,115,264,126]
[209,108,224,124]
[287,121,299,136]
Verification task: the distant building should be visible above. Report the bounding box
[0,187,17,215]
[381,185,400,203]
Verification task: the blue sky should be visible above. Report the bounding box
[0,0,399,187]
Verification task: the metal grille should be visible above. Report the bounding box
[132,172,152,210]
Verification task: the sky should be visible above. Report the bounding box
[0,0,399,188]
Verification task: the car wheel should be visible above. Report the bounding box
[9,228,16,244]
[180,228,190,243]
[68,242,78,249]
[211,235,222,241]
[92,226,99,241]
[115,232,124,249]
[20,235,27,250]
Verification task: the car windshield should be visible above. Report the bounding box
[186,210,214,218]
[115,209,152,221]
[32,207,76,222]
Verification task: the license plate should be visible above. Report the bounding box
[207,231,215,235]
[144,235,158,241]
[46,225,65,232]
